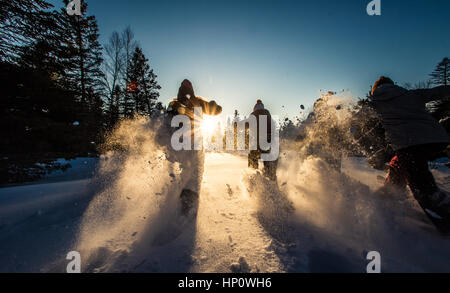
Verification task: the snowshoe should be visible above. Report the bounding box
[180,188,199,216]
[376,175,385,184]
[373,184,407,200]
[421,208,450,235]
[152,189,199,247]
[417,191,450,235]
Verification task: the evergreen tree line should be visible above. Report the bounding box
[0,0,161,184]
[402,57,450,124]
[428,57,450,123]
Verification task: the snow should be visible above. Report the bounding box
[0,179,93,272]
[1,114,450,273]
[0,151,449,273]
[0,179,92,226]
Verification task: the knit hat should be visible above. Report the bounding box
[178,79,195,100]
[372,76,394,95]
[253,99,265,112]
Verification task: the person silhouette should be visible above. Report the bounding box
[248,99,278,181]
[166,79,222,214]
[370,76,450,222]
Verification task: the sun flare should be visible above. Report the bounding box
[200,115,221,136]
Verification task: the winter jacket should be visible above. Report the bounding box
[371,84,450,151]
[168,95,222,119]
[251,108,273,150]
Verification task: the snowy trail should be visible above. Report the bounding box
[1,152,450,273]
[115,153,285,273]
[0,153,288,273]
[189,153,283,273]
[0,180,93,272]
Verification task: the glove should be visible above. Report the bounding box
[205,100,222,116]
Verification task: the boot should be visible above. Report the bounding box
[426,191,450,219]
[180,189,199,215]
[248,151,259,169]
[263,160,278,181]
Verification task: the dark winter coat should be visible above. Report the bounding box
[371,84,450,151]
[251,108,272,150]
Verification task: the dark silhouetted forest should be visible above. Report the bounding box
[0,0,162,184]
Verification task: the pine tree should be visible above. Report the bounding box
[57,0,104,106]
[18,37,63,78]
[125,47,161,116]
[11,3,67,85]
[430,57,450,86]
[0,0,52,61]
[0,0,108,183]
[53,0,106,151]
[428,58,450,122]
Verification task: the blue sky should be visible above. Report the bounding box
[52,0,450,118]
